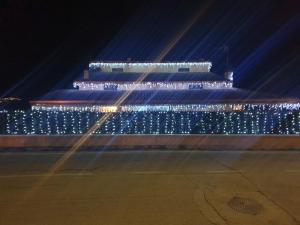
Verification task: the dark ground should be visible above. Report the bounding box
[0,150,299,225]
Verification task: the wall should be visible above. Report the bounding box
[0,135,299,150]
[89,62,212,73]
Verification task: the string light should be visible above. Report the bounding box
[89,62,213,73]
[73,81,233,90]
[31,103,300,112]
[3,104,300,135]
[2,59,300,136]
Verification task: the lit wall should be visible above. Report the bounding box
[89,62,212,73]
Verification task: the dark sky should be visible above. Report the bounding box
[1,0,299,100]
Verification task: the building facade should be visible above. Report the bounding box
[1,61,300,135]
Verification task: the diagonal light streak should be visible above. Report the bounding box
[15,0,214,205]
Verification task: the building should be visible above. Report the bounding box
[1,61,300,135]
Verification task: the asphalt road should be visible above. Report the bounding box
[0,150,300,225]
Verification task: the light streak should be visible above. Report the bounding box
[16,0,214,205]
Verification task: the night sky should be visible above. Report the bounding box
[1,0,299,101]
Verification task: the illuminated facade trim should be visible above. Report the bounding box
[2,109,300,135]
[89,61,212,73]
[31,103,300,112]
[73,81,233,90]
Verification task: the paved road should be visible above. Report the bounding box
[0,150,300,225]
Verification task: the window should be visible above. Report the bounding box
[104,84,118,90]
[188,84,203,90]
[112,68,123,72]
[178,68,190,72]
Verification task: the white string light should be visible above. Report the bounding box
[73,81,233,90]
[89,62,213,73]
[31,103,300,112]
[1,107,299,135]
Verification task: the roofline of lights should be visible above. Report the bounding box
[89,61,212,68]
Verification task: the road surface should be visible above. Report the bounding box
[0,150,299,225]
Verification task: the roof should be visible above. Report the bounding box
[80,72,228,82]
[31,89,299,105]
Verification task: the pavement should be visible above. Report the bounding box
[0,150,299,225]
